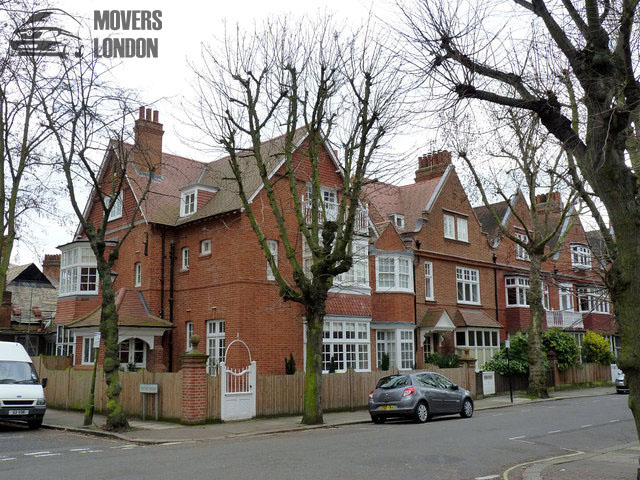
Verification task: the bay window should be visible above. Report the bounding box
[455,328,500,371]
[577,287,610,314]
[322,320,370,372]
[376,328,414,370]
[59,244,98,296]
[376,255,413,293]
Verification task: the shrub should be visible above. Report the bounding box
[328,356,338,373]
[484,333,540,375]
[582,330,615,365]
[284,353,296,375]
[380,352,390,371]
[424,353,460,368]
[542,327,580,371]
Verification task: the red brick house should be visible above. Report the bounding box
[54,109,618,375]
[474,190,619,356]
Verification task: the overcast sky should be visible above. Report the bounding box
[12,0,402,266]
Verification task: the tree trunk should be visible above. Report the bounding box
[302,307,324,425]
[97,259,128,430]
[527,255,549,399]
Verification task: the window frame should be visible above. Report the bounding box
[56,326,75,357]
[82,336,95,365]
[424,261,434,301]
[134,262,142,287]
[186,321,194,351]
[200,239,211,255]
[375,254,413,293]
[454,328,500,371]
[514,232,530,261]
[106,192,123,221]
[206,319,225,375]
[266,239,278,281]
[322,320,370,373]
[59,245,98,297]
[181,247,190,270]
[180,189,197,217]
[443,214,455,239]
[376,328,414,371]
[571,243,592,270]
[505,276,530,307]
[456,266,480,305]
[559,283,574,311]
[456,217,469,242]
[118,338,146,369]
[577,286,610,314]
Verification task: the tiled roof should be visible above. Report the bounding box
[473,201,509,240]
[418,308,447,328]
[66,288,173,329]
[325,293,372,317]
[363,176,443,232]
[124,128,309,227]
[453,309,502,329]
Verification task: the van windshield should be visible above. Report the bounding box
[0,361,39,384]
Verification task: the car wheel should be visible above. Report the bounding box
[460,399,473,418]
[27,418,43,430]
[414,402,429,423]
[371,415,386,424]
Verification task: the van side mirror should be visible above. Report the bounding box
[450,384,459,390]
[42,378,48,388]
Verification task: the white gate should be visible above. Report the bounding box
[220,338,256,421]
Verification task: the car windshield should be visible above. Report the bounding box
[0,361,39,384]
[376,375,410,389]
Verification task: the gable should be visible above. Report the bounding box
[375,223,406,251]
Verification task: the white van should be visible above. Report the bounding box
[0,341,47,429]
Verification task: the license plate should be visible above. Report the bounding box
[8,410,28,415]
[380,405,395,411]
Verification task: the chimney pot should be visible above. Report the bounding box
[146,108,152,121]
[139,106,145,119]
[153,110,159,122]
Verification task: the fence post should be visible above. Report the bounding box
[459,348,477,396]
[180,336,208,425]
[547,351,560,388]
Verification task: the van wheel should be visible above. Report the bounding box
[27,418,42,430]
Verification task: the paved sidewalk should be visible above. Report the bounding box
[41,385,616,444]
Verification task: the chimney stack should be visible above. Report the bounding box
[134,106,164,175]
[535,191,563,212]
[415,150,452,183]
[42,254,61,282]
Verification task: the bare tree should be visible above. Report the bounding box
[457,109,577,397]
[0,3,57,312]
[189,17,411,424]
[38,47,153,430]
[397,0,640,453]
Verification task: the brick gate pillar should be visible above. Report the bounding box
[180,335,208,424]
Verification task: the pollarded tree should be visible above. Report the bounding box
[189,17,412,424]
[456,109,578,398]
[38,44,153,430]
[397,0,640,455]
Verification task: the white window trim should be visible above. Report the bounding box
[391,214,405,229]
[134,262,142,287]
[515,232,530,261]
[571,243,592,270]
[267,239,278,281]
[505,276,529,307]
[181,247,190,270]
[456,266,481,305]
[59,245,99,297]
[456,217,469,242]
[180,189,197,217]
[443,214,455,239]
[106,193,123,221]
[321,319,371,373]
[119,338,146,369]
[56,325,75,357]
[577,286,610,314]
[375,254,414,293]
[375,327,415,371]
[206,319,225,375]
[200,239,211,255]
[454,328,500,371]
[559,283,574,311]
[186,322,194,351]
[82,336,96,365]
[424,261,434,301]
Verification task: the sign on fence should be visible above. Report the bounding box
[140,383,159,420]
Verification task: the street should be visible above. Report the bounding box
[0,394,635,480]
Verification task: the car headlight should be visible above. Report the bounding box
[36,398,46,406]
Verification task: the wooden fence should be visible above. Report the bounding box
[31,357,476,421]
[31,357,183,421]
[557,363,611,385]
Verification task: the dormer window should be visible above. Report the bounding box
[181,189,196,217]
[391,214,405,229]
[571,243,592,270]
